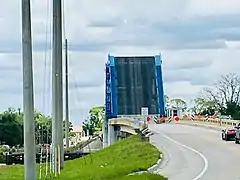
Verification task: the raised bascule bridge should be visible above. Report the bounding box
[104,54,165,146]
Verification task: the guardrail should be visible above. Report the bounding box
[179,117,240,127]
[112,116,240,128]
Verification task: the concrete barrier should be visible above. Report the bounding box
[120,126,137,135]
[179,117,240,127]
[107,117,146,146]
[109,118,133,127]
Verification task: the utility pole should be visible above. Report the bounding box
[57,0,64,170]
[65,39,69,148]
[52,0,64,172]
[21,0,36,180]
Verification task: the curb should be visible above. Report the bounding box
[147,139,168,179]
[147,146,163,174]
[128,149,163,176]
[147,153,163,173]
[128,132,165,176]
[147,130,164,174]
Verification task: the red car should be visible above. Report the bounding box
[221,127,236,141]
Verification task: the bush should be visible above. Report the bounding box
[0,147,6,163]
[0,153,5,163]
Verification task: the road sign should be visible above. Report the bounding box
[175,116,180,122]
[147,116,151,122]
[141,107,148,115]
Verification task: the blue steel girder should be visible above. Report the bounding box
[105,63,112,122]
[109,55,118,118]
[155,54,165,116]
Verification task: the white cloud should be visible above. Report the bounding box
[187,0,240,15]
[0,0,240,124]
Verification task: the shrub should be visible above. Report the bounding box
[0,147,6,163]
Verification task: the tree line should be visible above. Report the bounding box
[164,95,187,111]
[191,73,240,119]
[0,108,73,147]
[164,73,240,120]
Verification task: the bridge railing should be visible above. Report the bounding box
[107,115,162,146]
[118,114,160,123]
[109,117,146,131]
[179,116,240,127]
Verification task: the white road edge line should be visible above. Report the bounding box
[162,134,209,180]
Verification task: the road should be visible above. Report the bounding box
[149,123,240,180]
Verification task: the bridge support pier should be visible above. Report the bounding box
[103,123,108,148]
[108,124,117,146]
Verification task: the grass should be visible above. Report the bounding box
[0,135,167,180]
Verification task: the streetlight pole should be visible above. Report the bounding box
[52,0,64,172]
[21,0,36,179]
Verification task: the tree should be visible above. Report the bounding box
[194,73,240,119]
[190,97,216,115]
[63,120,73,138]
[164,95,169,104]
[83,106,104,135]
[164,95,170,109]
[223,102,240,119]
[169,98,187,111]
[63,120,73,132]
[0,108,23,146]
[35,113,52,145]
[69,132,76,137]
[204,73,240,108]
[0,107,74,146]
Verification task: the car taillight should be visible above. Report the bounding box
[228,130,236,133]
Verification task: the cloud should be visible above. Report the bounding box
[0,0,240,124]
[164,70,211,85]
[68,81,103,89]
[3,1,240,53]
[163,57,213,70]
[186,0,240,15]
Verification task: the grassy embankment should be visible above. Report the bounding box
[0,135,167,180]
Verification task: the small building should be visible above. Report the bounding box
[64,125,85,147]
[72,125,85,139]
[166,106,184,117]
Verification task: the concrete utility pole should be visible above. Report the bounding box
[65,39,69,148]
[52,0,64,172]
[21,0,36,179]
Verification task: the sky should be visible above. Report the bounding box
[1,0,240,125]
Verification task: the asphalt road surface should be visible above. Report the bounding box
[149,123,240,180]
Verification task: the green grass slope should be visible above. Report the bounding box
[0,135,167,180]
